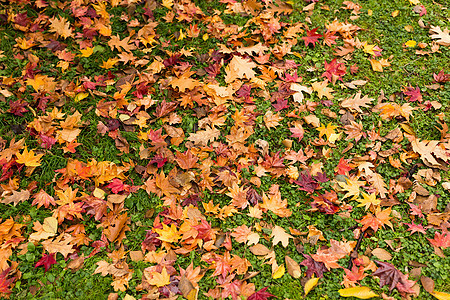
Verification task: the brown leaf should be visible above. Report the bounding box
[420,276,435,294]
[249,244,271,256]
[2,190,30,206]
[285,255,301,278]
[371,248,392,261]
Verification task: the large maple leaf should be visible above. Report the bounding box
[372,261,416,294]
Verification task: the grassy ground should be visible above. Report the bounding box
[0,0,449,299]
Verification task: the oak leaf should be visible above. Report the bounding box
[1,190,30,206]
[49,17,74,39]
[341,92,373,112]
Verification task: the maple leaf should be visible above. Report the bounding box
[15,147,43,167]
[260,185,292,217]
[289,122,304,141]
[410,138,440,166]
[0,268,15,296]
[300,254,328,279]
[322,59,346,82]
[372,261,415,293]
[427,231,450,249]
[356,192,381,210]
[35,253,57,272]
[404,86,422,103]
[49,17,74,39]
[404,222,426,235]
[32,189,56,209]
[227,55,257,80]
[359,208,392,232]
[344,121,366,142]
[336,157,352,175]
[248,287,276,300]
[317,123,338,140]
[155,223,180,244]
[323,30,338,47]
[302,28,322,47]
[147,267,171,287]
[175,150,198,170]
[294,172,319,193]
[338,177,364,200]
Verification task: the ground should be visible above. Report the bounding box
[0,0,449,299]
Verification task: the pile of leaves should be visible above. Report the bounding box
[0,0,449,299]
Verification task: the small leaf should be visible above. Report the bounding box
[338,286,379,299]
[304,277,319,296]
[285,256,301,278]
[272,264,285,279]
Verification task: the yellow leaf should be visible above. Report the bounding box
[79,47,94,57]
[42,217,58,234]
[356,192,381,210]
[155,223,180,243]
[339,286,379,299]
[369,59,383,72]
[101,58,119,69]
[16,147,43,167]
[74,93,89,102]
[408,0,420,4]
[162,0,173,9]
[272,264,285,279]
[317,123,338,140]
[405,40,417,47]
[304,277,319,296]
[392,10,399,17]
[431,290,450,300]
[147,267,171,287]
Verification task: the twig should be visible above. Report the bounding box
[347,228,367,270]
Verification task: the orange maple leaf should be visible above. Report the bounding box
[359,208,393,232]
[15,147,43,167]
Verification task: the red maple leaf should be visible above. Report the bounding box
[107,178,127,193]
[408,203,424,218]
[323,30,338,47]
[404,86,422,103]
[302,28,322,47]
[322,59,347,82]
[300,254,328,278]
[404,222,426,235]
[248,287,276,300]
[335,157,352,175]
[0,268,15,296]
[427,231,450,249]
[35,253,57,272]
[289,124,304,141]
[433,70,450,83]
[272,98,289,111]
[294,172,319,193]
